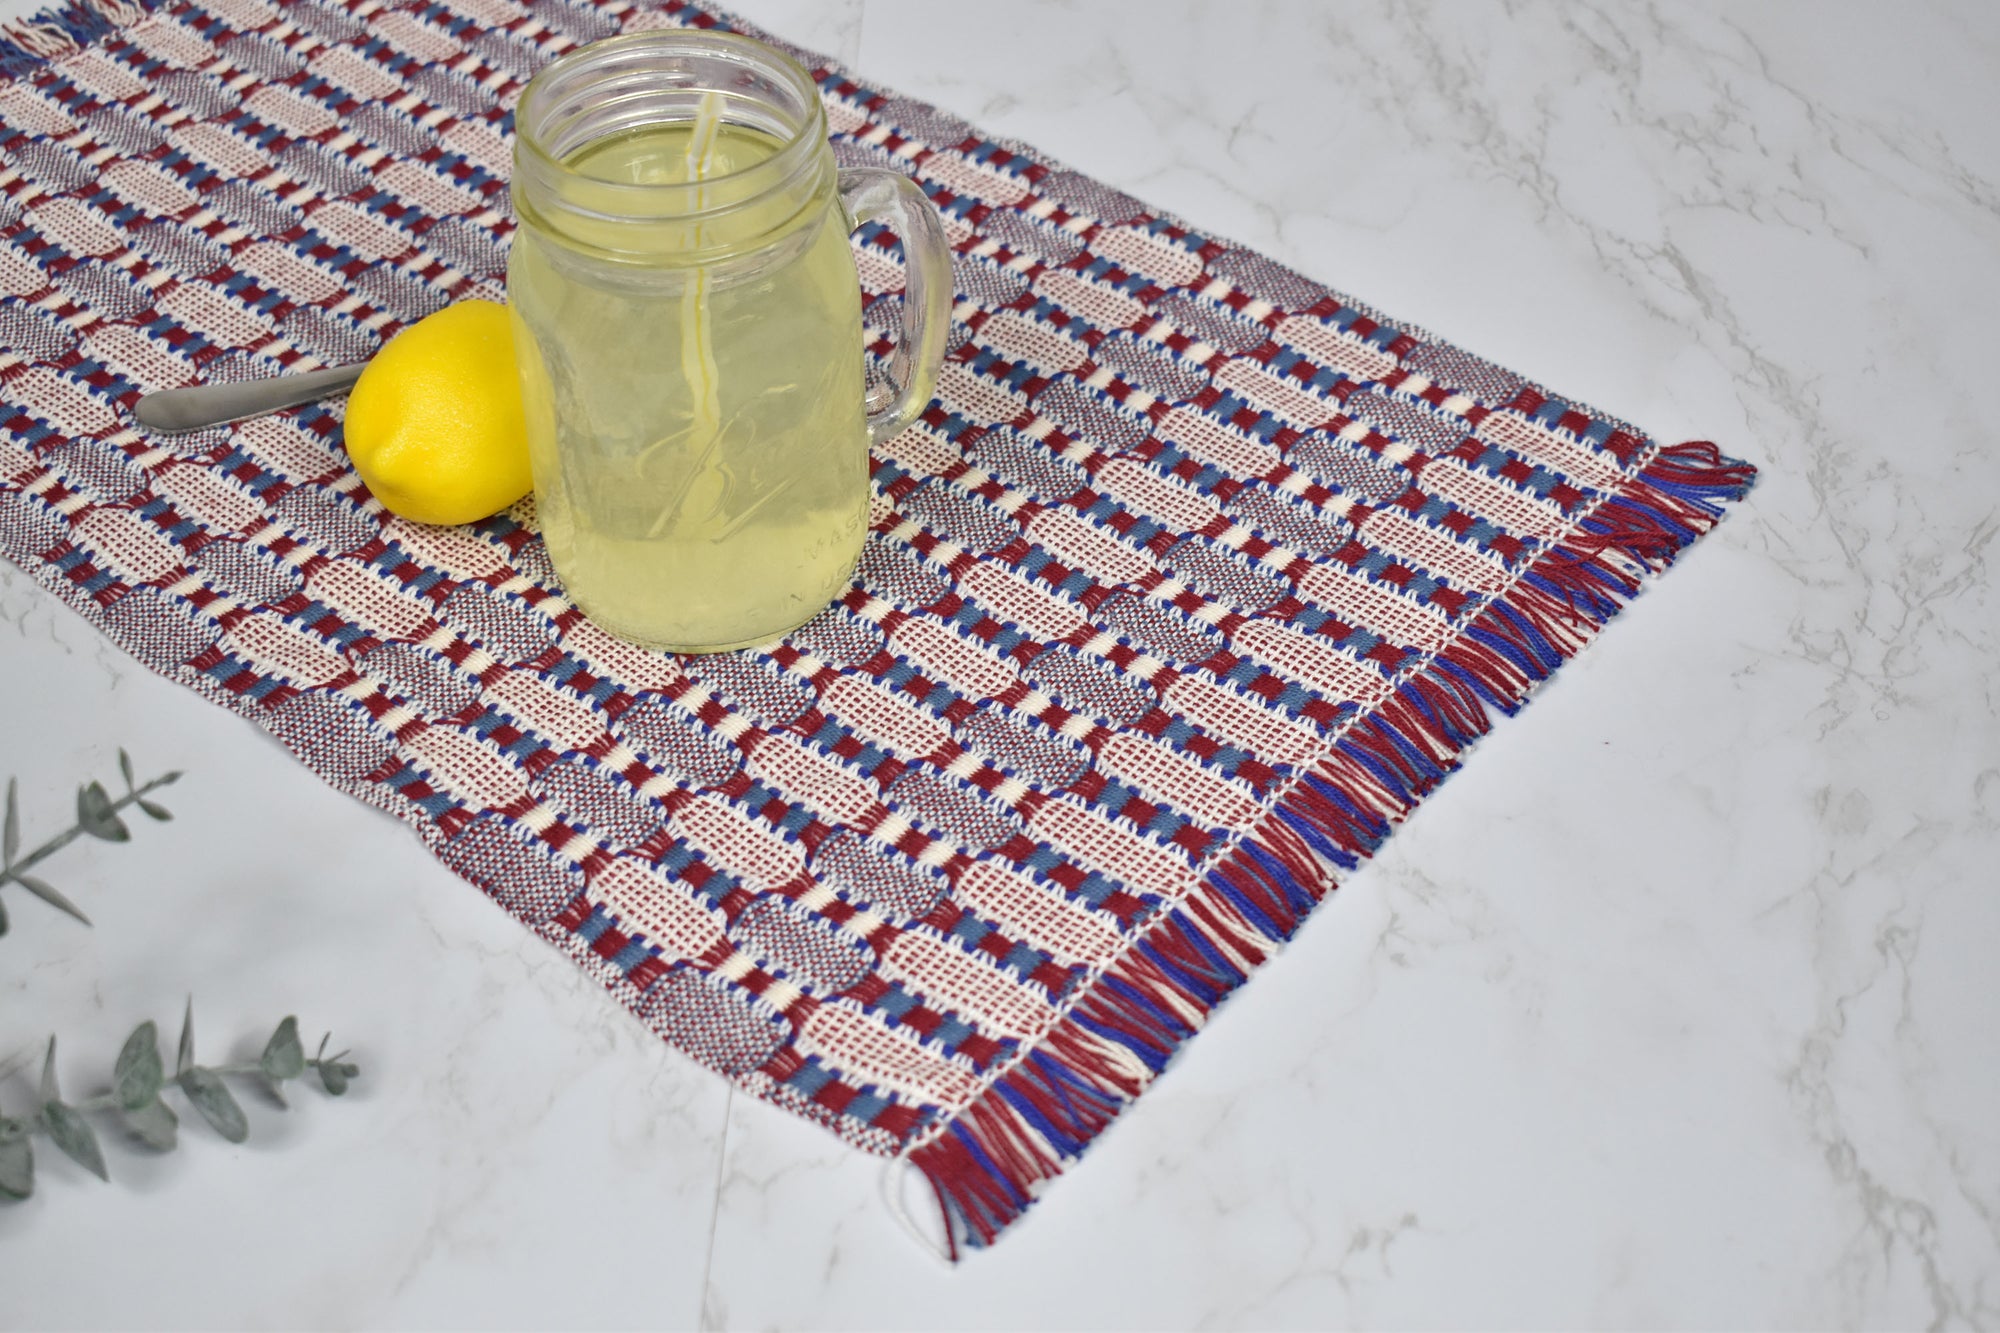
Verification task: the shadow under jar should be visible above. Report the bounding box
[509,30,951,652]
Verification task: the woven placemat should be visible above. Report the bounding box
[0,0,1754,1253]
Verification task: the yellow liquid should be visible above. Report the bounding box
[508,121,869,651]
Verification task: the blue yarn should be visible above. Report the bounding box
[1640,469,1755,512]
[1471,600,1567,674]
[1394,678,1484,751]
[1135,918,1243,1004]
[990,1053,1122,1156]
[1067,1013,1176,1072]
[1218,840,1320,929]
[1343,715,1449,792]
[1520,565,1622,623]
[1205,851,1291,937]
[1328,734,1421,806]
[1276,788,1367,867]
[1296,771,1392,851]
[1431,654,1523,717]
[940,1134,1026,1248]
[991,1080,1084,1157]
[1583,494,1698,547]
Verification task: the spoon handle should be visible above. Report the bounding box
[133,363,368,433]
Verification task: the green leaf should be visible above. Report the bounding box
[118,748,135,791]
[124,1097,177,1151]
[76,781,130,842]
[318,1062,349,1096]
[137,799,173,822]
[41,1102,107,1181]
[40,1036,58,1106]
[260,1016,305,1082]
[0,1131,31,1200]
[3,777,17,866]
[178,1069,247,1143]
[10,872,90,926]
[176,997,195,1077]
[114,1021,163,1111]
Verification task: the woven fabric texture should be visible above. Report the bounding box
[0,0,1754,1252]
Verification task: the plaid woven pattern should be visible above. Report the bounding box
[0,0,1753,1252]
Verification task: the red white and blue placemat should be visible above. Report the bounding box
[0,0,1754,1253]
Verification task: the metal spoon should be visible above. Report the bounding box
[133,363,367,433]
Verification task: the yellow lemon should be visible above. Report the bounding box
[343,299,531,526]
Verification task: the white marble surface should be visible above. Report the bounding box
[4,0,1998,1327]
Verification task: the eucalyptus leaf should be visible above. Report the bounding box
[76,782,130,843]
[41,1102,107,1181]
[178,1069,248,1143]
[2,756,181,939]
[114,1021,163,1111]
[3,777,17,865]
[12,872,90,926]
[0,1133,31,1200]
[40,1036,58,1106]
[176,997,194,1077]
[260,1016,304,1082]
[10,1006,357,1200]
[124,1097,178,1151]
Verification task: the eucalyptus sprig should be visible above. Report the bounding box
[0,1000,359,1200]
[0,749,181,936]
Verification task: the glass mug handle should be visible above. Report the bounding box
[837,167,953,445]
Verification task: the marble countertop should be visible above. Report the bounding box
[4,0,1997,1327]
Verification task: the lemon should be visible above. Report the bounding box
[343,299,532,526]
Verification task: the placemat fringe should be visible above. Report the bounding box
[0,0,156,77]
[909,441,1756,1255]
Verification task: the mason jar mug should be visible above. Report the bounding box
[508,30,952,652]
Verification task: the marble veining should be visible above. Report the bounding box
[3,0,1996,1328]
